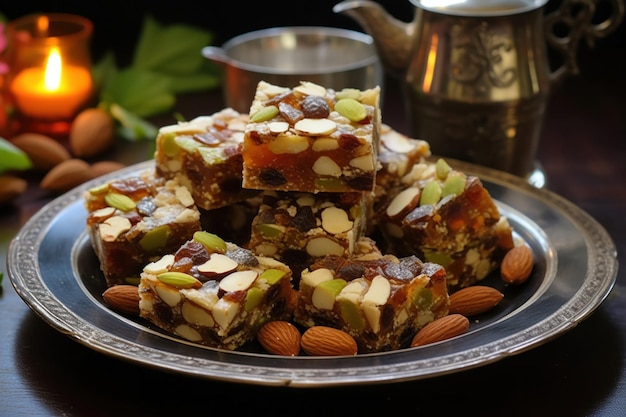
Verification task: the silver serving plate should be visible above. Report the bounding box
[8,159,618,387]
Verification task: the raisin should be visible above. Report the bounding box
[266,91,295,106]
[279,101,304,124]
[259,168,287,186]
[125,212,142,226]
[380,305,395,333]
[226,246,259,267]
[338,133,362,150]
[273,208,293,226]
[309,254,346,272]
[136,197,157,216]
[171,256,194,274]
[301,95,330,118]
[291,206,317,232]
[404,204,435,225]
[346,175,373,191]
[154,302,174,323]
[399,256,424,276]
[109,177,151,199]
[382,262,415,281]
[337,261,366,281]
[175,241,210,264]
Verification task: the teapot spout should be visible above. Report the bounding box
[333,0,414,77]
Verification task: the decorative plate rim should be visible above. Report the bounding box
[8,159,618,387]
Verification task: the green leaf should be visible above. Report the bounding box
[166,72,222,94]
[109,103,159,142]
[0,138,32,174]
[92,51,119,92]
[132,16,213,76]
[100,68,175,117]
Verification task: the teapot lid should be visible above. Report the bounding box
[412,0,548,16]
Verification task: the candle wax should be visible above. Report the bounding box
[10,65,92,120]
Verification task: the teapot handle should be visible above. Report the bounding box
[545,0,625,85]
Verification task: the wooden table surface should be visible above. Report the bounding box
[1,13,625,416]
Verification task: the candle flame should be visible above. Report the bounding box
[44,48,62,92]
[36,15,49,36]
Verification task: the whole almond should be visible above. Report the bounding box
[102,285,140,315]
[11,132,70,170]
[448,285,504,317]
[257,321,302,356]
[411,314,470,347]
[70,108,115,158]
[501,245,534,285]
[0,175,28,205]
[40,158,94,192]
[301,326,358,356]
[90,160,126,177]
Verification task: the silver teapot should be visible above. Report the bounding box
[334,0,624,185]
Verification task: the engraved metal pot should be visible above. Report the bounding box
[334,0,624,186]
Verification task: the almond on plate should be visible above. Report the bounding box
[102,285,140,315]
[257,321,302,356]
[301,326,358,356]
[411,314,470,347]
[501,244,534,285]
[448,285,504,317]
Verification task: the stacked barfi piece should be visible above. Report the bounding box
[242,81,382,281]
[242,81,450,351]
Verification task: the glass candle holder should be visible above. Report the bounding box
[4,13,94,137]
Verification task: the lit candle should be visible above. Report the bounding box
[9,46,93,120]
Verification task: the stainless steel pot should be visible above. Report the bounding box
[202,26,383,113]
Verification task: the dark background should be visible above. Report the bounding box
[2,0,624,81]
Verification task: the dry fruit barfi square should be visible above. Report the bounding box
[293,252,449,353]
[84,170,202,287]
[247,190,369,283]
[138,231,297,350]
[155,108,258,210]
[242,81,381,193]
[376,158,514,291]
[368,123,431,233]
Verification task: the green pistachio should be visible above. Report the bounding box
[193,231,227,253]
[257,223,285,238]
[419,181,443,206]
[245,287,264,311]
[335,88,361,101]
[139,225,171,251]
[442,174,467,197]
[250,105,279,122]
[335,98,367,122]
[157,271,201,288]
[435,158,452,180]
[88,183,110,195]
[259,268,286,284]
[105,192,136,211]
